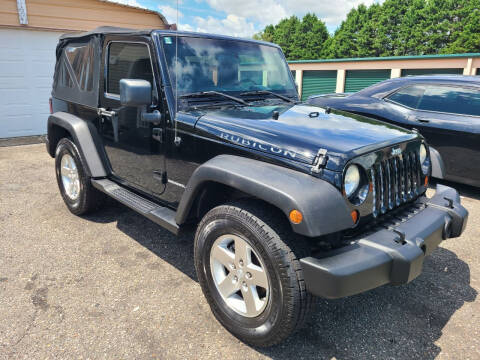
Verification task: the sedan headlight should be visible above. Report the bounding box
[344,165,360,198]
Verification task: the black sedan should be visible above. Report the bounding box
[308,75,480,187]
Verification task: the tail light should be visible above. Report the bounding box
[49,97,53,114]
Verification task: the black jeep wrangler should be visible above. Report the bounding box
[46,27,468,346]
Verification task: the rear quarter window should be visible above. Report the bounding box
[65,45,94,91]
[386,85,426,109]
[52,38,100,107]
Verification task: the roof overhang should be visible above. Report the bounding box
[98,0,169,25]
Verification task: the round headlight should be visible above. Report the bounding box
[419,143,427,164]
[344,165,360,198]
[419,143,430,174]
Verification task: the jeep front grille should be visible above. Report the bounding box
[371,151,423,217]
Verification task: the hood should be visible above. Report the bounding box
[194,103,419,171]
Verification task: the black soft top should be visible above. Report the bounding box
[60,26,280,48]
[60,26,153,40]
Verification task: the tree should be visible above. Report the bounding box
[290,14,329,59]
[256,0,480,60]
[254,14,328,60]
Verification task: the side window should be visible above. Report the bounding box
[418,85,480,116]
[56,58,74,88]
[386,85,426,109]
[52,39,99,107]
[65,45,94,91]
[107,42,154,95]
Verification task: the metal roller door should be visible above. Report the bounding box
[344,69,390,93]
[402,68,463,76]
[0,28,59,138]
[301,70,337,100]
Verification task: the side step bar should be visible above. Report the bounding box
[91,179,180,235]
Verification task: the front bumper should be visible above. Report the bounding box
[300,184,468,299]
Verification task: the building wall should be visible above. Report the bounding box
[289,54,480,98]
[0,0,167,32]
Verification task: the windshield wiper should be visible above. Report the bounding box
[240,90,296,103]
[180,91,249,106]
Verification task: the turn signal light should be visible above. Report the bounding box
[424,176,429,187]
[351,210,359,224]
[289,210,303,224]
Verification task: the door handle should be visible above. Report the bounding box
[416,118,430,123]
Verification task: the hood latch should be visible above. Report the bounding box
[311,148,328,174]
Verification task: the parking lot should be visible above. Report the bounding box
[0,143,479,359]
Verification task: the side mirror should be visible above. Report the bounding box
[119,79,151,106]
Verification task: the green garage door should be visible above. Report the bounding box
[402,68,463,76]
[301,70,337,100]
[345,69,390,93]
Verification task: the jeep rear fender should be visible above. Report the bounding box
[47,112,107,177]
[176,155,353,237]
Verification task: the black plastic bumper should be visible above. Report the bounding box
[300,184,468,299]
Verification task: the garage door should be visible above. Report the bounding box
[402,68,463,76]
[344,69,390,93]
[301,70,337,100]
[0,29,60,138]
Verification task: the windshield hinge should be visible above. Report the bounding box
[311,148,328,174]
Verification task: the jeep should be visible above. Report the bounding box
[46,27,468,347]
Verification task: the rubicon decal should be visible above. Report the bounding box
[219,133,297,159]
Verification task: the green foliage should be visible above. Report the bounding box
[255,0,480,60]
[254,14,328,60]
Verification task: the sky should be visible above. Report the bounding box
[111,0,381,37]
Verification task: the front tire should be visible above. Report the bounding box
[194,200,315,347]
[55,138,105,215]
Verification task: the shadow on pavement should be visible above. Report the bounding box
[85,200,476,360]
[430,178,480,201]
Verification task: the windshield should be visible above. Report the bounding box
[162,36,297,99]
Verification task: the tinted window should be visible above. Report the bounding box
[387,85,426,108]
[107,43,153,95]
[418,85,480,116]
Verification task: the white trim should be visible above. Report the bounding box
[336,69,345,93]
[16,0,28,25]
[295,69,303,97]
[464,58,473,75]
[390,68,402,78]
[168,179,186,188]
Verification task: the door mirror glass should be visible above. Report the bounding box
[119,79,152,106]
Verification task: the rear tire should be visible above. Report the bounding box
[194,200,315,347]
[55,138,105,215]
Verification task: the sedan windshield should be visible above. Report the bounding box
[162,36,297,102]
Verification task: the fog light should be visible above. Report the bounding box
[289,210,303,224]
